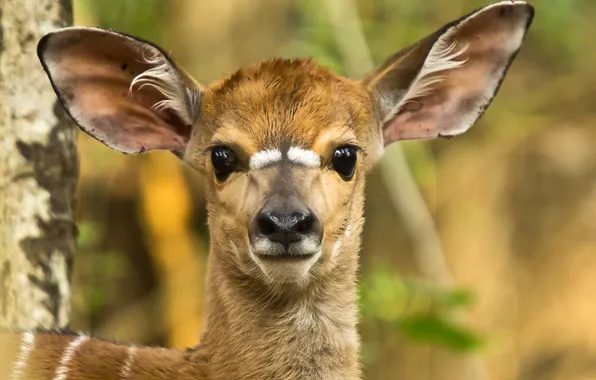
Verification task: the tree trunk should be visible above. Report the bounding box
[0,0,76,330]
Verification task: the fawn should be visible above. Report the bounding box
[0,1,533,379]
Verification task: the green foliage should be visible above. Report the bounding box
[74,0,166,41]
[400,141,437,191]
[399,314,483,352]
[75,221,128,319]
[283,0,346,74]
[360,268,484,353]
[361,267,409,322]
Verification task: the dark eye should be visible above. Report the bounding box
[211,146,237,181]
[332,146,357,180]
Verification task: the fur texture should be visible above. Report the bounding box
[130,50,200,126]
[5,2,534,379]
[384,40,469,123]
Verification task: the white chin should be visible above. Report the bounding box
[254,251,321,284]
[250,237,322,283]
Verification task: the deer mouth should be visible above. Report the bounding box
[249,236,322,282]
[256,251,319,262]
[253,249,321,283]
[251,235,321,261]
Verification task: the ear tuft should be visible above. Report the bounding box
[130,50,200,126]
[365,1,534,145]
[37,27,203,155]
[384,40,469,124]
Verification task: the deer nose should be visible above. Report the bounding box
[257,211,314,247]
[253,199,322,252]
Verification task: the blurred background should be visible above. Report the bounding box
[69,1,596,379]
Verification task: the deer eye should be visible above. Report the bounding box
[332,145,357,180]
[211,146,237,181]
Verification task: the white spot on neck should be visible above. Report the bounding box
[120,346,136,379]
[11,332,35,380]
[287,147,320,168]
[54,335,89,380]
[331,239,342,258]
[332,224,351,258]
[290,300,315,329]
[249,149,282,170]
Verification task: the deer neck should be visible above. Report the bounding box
[193,226,363,380]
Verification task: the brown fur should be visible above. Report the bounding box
[1,58,372,380]
[0,2,534,379]
[184,58,371,380]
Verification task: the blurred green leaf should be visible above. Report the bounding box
[361,268,483,353]
[77,221,102,249]
[441,288,475,310]
[399,314,484,352]
[75,0,166,41]
[360,267,408,321]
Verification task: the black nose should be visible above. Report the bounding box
[256,210,318,250]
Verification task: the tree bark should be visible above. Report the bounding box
[0,0,76,329]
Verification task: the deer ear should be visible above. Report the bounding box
[363,1,534,145]
[37,27,202,154]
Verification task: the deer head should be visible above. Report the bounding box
[38,2,533,290]
[0,2,535,380]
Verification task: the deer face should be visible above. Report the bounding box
[37,2,534,285]
[183,60,379,283]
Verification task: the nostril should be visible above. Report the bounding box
[295,213,314,234]
[257,213,276,236]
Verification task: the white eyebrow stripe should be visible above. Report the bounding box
[11,332,35,380]
[54,335,89,380]
[249,149,283,170]
[287,147,321,168]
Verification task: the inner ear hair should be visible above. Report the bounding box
[384,39,469,123]
[363,1,534,144]
[37,27,204,155]
[130,48,201,127]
